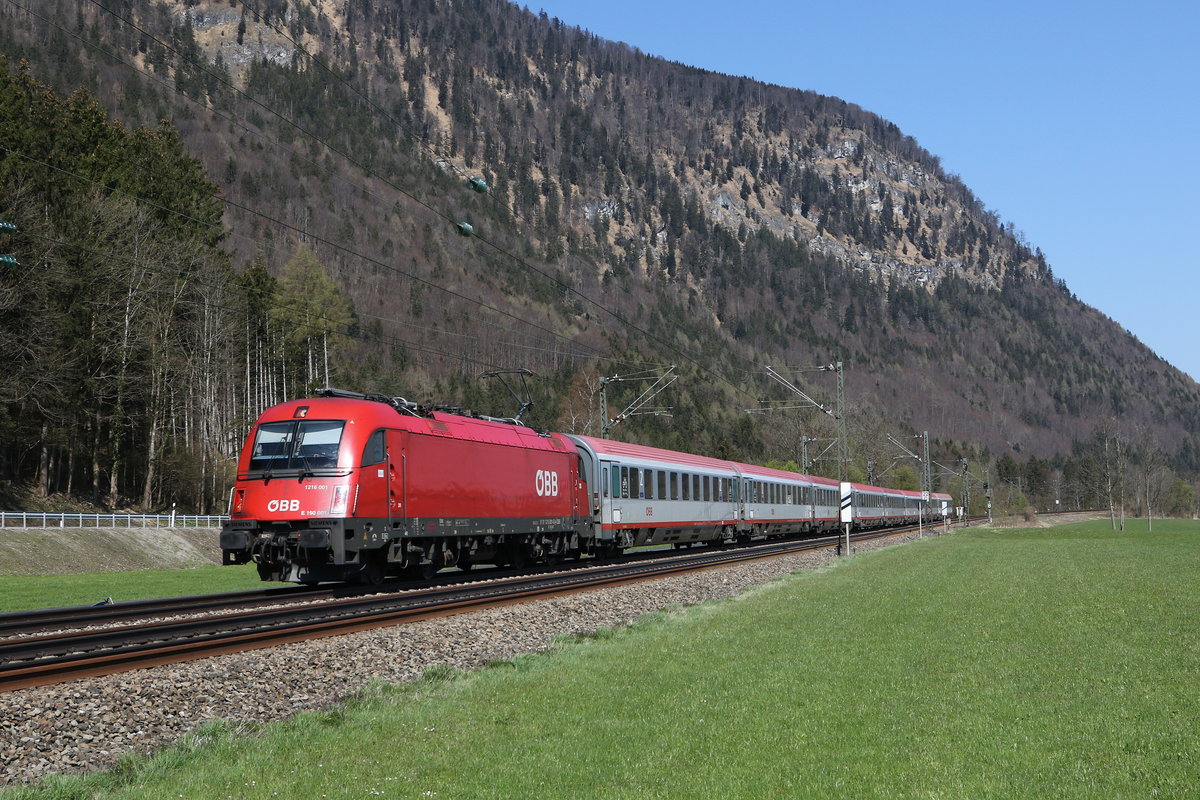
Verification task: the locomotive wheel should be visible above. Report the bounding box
[357,555,386,586]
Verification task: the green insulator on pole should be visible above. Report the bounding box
[468,177,488,194]
[0,254,20,267]
[455,221,475,237]
[0,221,17,234]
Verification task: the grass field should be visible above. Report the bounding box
[1,564,279,612]
[7,520,1200,799]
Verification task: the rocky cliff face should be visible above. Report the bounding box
[172,0,1035,296]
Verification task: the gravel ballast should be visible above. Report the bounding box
[1,531,928,786]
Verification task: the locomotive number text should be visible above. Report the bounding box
[535,470,560,497]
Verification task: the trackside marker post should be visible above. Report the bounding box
[839,481,852,556]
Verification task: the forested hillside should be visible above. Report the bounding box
[1,0,1197,516]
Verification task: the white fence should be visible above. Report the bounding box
[0,512,228,529]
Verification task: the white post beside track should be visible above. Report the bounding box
[839,481,852,556]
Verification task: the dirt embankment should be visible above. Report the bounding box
[0,528,222,575]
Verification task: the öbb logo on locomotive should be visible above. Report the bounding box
[535,469,559,497]
[266,499,302,513]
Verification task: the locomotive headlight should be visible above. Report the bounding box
[330,485,350,515]
[233,489,246,513]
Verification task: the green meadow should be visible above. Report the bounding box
[6,520,1199,799]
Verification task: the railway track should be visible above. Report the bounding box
[0,522,951,692]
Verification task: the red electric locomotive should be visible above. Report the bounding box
[220,389,591,583]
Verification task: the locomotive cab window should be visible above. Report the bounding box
[249,419,345,472]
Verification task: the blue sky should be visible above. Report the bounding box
[531,0,1200,383]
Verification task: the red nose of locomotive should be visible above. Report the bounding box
[221,401,364,580]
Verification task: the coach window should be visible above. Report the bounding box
[631,468,642,499]
[682,473,690,501]
[620,467,630,499]
[361,430,386,467]
[657,470,667,500]
[644,470,654,500]
[704,476,711,502]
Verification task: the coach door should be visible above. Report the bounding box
[602,460,621,527]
